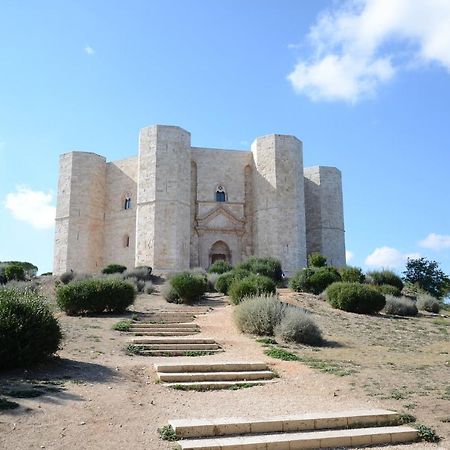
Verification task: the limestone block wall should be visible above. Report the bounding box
[53,152,106,274]
[103,156,138,270]
[304,166,346,267]
[136,125,191,272]
[251,134,307,275]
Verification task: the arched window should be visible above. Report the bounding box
[123,234,130,248]
[124,196,131,210]
[215,185,226,202]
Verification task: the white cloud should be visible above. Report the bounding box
[4,186,56,230]
[365,246,420,268]
[84,45,95,55]
[288,0,450,103]
[346,250,354,262]
[419,233,450,251]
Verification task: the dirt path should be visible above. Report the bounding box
[0,291,448,449]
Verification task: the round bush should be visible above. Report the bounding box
[307,252,327,268]
[215,269,250,295]
[339,266,365,283]
[4,264,25,282]
[417,294,441,313]
[208,260,233,274]
[290,267,341,295]
[236,257,283,281]
[123,266,152,281]
[234,294,287,336]
[161,282,180,303]
[373,284,402,297]
[366,270,403,290]
[275,307,323,345]
[326,282,386,314]
[56,278,136,315]
[102,264,127,275]
[144,281,155,294]
[206,273,219,292]
[229,274,276,304]
[384,295,418,316]
[0,289,62,369]
[170,272,207,304]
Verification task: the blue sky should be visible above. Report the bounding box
[1,0,449,275]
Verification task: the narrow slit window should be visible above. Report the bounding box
[124,235,130,248]
[124,197,131,210]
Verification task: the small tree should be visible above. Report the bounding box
[308,252,327,268]
[4,264,25,281]
[403,257,449,298]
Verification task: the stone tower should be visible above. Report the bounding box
[251,134,307,274]
[53,152,106,274]
[304,166,346,267]
[135,125,191,271]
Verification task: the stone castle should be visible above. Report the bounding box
[53,124,345,275]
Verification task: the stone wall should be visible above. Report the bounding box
[251,134,307,275]
[304,166,346,267]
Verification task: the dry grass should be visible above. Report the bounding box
[278,288,450,436]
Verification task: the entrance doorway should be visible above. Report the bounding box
[209,240,231,266]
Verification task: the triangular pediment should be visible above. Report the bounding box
[197,206,245,231]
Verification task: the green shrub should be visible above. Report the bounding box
[144,281,155,294]
[290,267,341,295]
[215,269,250,295]
[4,264,25,282]
[102,264,127,274]
[56,278,136,315]
[417,294,441,313]
[367,270,404,290]
[234,294,287,335]
[373,284,402,297]
[308,252,327,268]
[208,260,233,274]
[40,272,53,276]
[339,266,365,283]
[161,282,180,303]
[384,295,418,316]
[229,274,276,304]
[60,271,74,284]
[0,289,62,369]
[206,273,219,292]
[326,282,386,314]
[275,307,322,345]
[3,280,39,293]
[170,272,207,304]
[237,257,283,281]
[123,266,152,281]
[0,267,7,285]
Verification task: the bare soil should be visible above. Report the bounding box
[0,282,449,450]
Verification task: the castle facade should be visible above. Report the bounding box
[53,125,345,275]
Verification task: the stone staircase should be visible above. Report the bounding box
[128,322,200,336]
[167,409,418,449]
[155,361,276,390]
[129,338,222,357]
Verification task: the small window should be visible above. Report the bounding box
[124,197,131,210]
[123,234,130,248]
[215,185,226,202]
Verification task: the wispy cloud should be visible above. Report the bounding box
[419,233,450,251]
[365,246,420,268]
[287,0,450,103]
[4,186,56,229]
[345,250,354,262]
[84,45,95,55]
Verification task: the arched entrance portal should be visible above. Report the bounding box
[209,240,231,266]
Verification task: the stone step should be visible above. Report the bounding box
[169,409,401,438]
[158,370,274,383]
[164,380,276,390]
[155,362,269,373]
[139,343,220,350]
[130,323,199,329]
[132,349,223,357]
[177,426,418,449]
[130,327,200,333]
[132,331,198,336]
[132,338,215,344]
